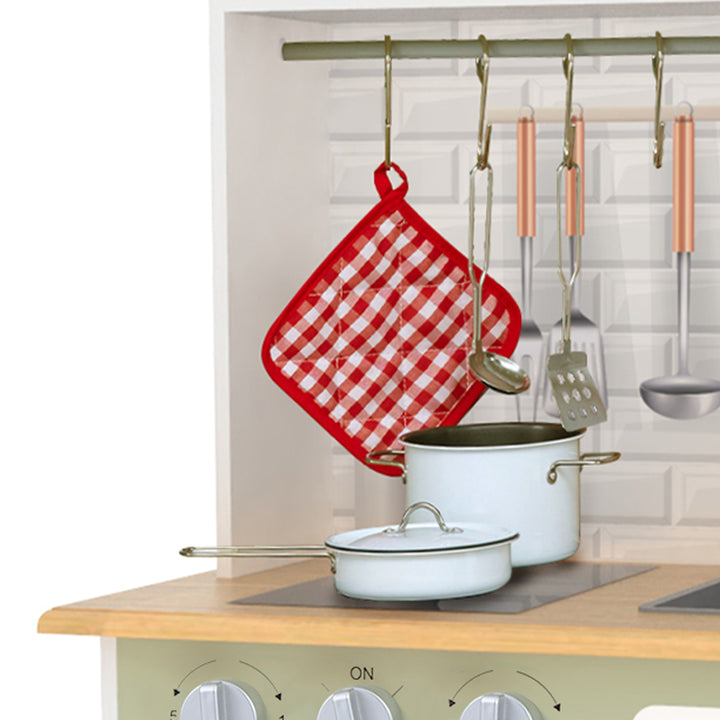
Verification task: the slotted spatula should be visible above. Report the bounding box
[544,113,608,419]
[547,120,607,432]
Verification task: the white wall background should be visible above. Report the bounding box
[0,2,214,718]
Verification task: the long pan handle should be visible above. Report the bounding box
[181,545,337,573]
[181,545,329,558]
[565,112,585,237]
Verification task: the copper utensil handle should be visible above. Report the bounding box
[565,113,585,236]
[517,113,536,238]
[673,110,694,253]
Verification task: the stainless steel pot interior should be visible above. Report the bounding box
[401,421,584,448]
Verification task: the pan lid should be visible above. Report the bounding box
[325,502,518,554]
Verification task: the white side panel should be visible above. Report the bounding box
[101,638,118,720]
[210,0,233,578]
[220,14,335,574]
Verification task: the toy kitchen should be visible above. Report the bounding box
[38,2,720,718]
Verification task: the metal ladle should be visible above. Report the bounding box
[640,104,720,419]
[468,162,530,394]
[467,37,529,395]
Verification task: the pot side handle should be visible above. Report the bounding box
[546,451,621,485]
[180,546,337,573]
[365,448,407,483]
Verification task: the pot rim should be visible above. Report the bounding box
[400,421,585,451]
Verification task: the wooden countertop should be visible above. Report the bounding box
[38,562,720,661]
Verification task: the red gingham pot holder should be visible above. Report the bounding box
[262,163,521,475]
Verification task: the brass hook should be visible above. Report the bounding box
[384,35,392,169]
[561,33,576,170]
[652,31,665,168]
[475,35,492,170]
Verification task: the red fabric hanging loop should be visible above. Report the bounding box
[373,162,409,200]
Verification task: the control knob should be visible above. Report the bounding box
[460,692,543,720]
[317,686,401,720]
[180,680,265,720]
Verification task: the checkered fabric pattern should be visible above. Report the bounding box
[262,164,520,475]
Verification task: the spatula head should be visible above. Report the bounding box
[547,348,607,431]
[543,313,608,418]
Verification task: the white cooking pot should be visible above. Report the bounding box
[181,502,518,601]
[367,422,620,567]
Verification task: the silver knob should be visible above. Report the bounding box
[316,687,401,720]
[460,692,543,720]
[180,680,265,720]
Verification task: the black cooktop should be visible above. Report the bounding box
[232,562,654,614]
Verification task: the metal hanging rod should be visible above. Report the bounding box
[282,36,720,62]
[486,105,720,123]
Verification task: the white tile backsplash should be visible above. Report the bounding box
[676,464,720,526]
[603,268,720,333]
[529,74,662,112]
[325,13,720,564]
[544,206,671,269]
[327,81,383,139]
[673,76,720,110]
[581,462,672,524]
[601,140,673,203]
[603,334,673,395]
[578,524,720,564]
[596,397,720,461]
[396,77,530,139]
[330,145,460,203]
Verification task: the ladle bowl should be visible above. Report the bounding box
[640,374,720,420]
[469,341,532,395]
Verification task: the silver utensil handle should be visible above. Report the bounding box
[519,235,534,318]
[555,157,582,350]
[678,251,690,375]
[468,160,494,349]
[546,451,621,484]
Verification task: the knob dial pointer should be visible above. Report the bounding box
[180,680,265,720]
[460,692,543,720]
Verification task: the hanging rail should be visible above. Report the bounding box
[282,36,720,62]
[482,105,720,123]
